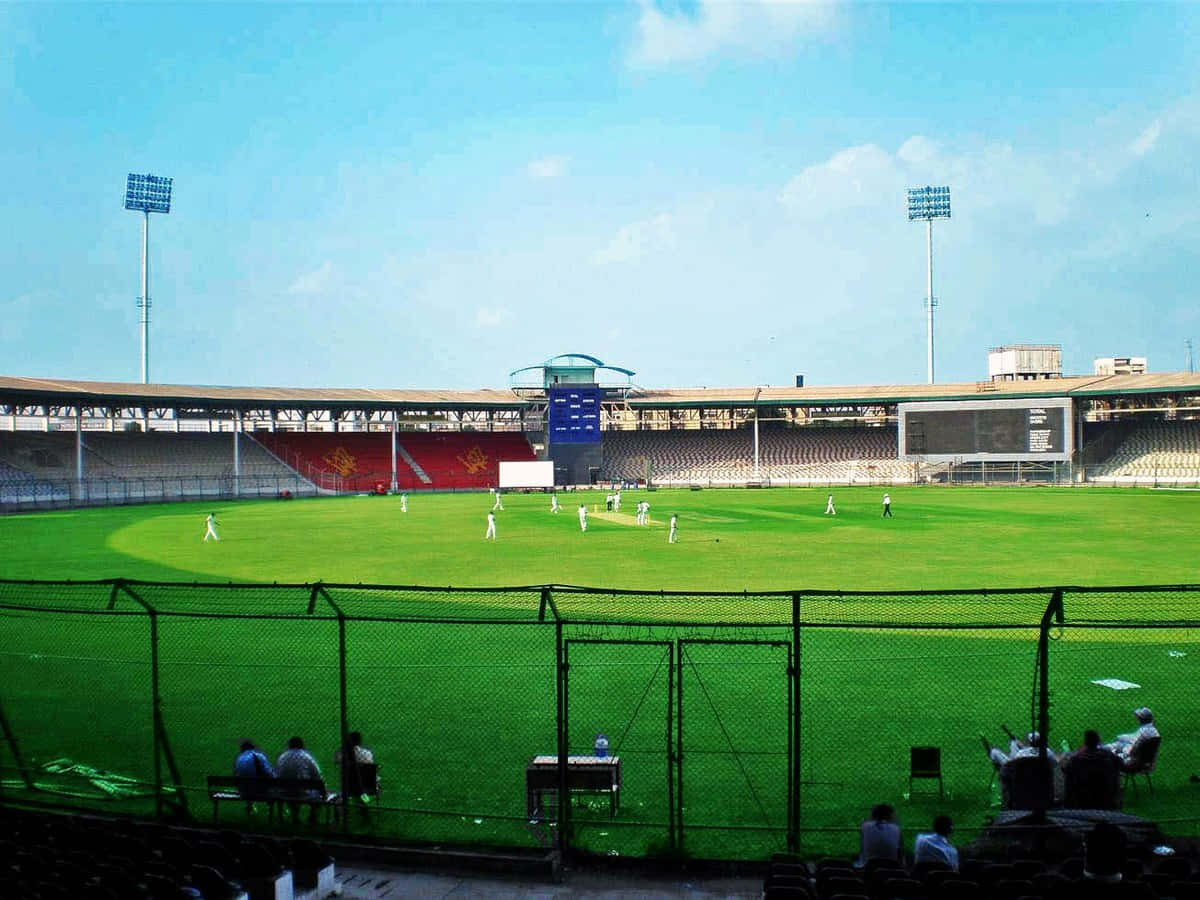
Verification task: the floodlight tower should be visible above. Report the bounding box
[124,173,173,384]
[907,186,951,384]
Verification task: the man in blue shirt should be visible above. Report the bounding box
[233,740,275,813]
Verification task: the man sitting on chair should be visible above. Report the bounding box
[1061,729,1123,809]
[985,728,1059,768]
[1106,707,1159,768]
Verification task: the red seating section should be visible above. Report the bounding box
[401,432,536,489]
[253,432,535,492]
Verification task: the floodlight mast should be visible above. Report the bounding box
[124,174,173,384]
[906,186,951,384]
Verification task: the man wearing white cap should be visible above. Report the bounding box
[1106,707,1160,764]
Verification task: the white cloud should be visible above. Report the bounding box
[1130,120,1162,157]
[779,143,899,215]
[527,155,569,178]
[286,261,334,295]
[592,213,676,265]
[475,307,505,327]
[629,0,839,67]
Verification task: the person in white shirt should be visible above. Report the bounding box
[492,490,504,511]
[881,493,892,518]
[578,504,588,532]
[668,514,678,544]
[825,494,836,516]
[400,493,407,513]
[203,512,220,542]
[485,511,497,540]
[550,493,559,514]
[613,490,621,512]
[1106,707,1160,764]
[913,815,958,871]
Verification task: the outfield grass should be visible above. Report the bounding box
[1,486,1198,859]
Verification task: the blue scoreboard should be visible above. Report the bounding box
[548,386,601,443]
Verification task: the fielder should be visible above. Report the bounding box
[578,504,588,532]
[203,512,220,542]
[882,493,892,518]
[551,493,559,514]
[485,511,497,540]
[492,490,504,511]
[825,494,836,516]
[668,514,678,544]
[400,493,408,513]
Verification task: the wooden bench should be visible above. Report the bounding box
[525,755,621,821]
[206,775,339,824]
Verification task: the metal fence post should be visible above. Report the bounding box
[789,591,801,852]
[555,614,568,854]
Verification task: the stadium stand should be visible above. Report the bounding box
[255,431,537,491]
[0,432,312,507]
[602,424,913,485]
[1089,421,1200,484]
[0,805,338,900]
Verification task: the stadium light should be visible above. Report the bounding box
[124,173,173,384]
[907,186,951,384]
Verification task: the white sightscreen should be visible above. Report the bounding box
[499,460,554,488]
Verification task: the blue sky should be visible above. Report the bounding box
[3,1,1199,391]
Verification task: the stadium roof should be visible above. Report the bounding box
[1,371,1198,415]
[0,376,526,410]
[627,373,1200,408]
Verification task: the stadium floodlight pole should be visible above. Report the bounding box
[124,173,173,384]
[907,186,951,384]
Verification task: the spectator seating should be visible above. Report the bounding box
[763,844,1192,900]
[1090,421,1200,483]
[0,805,339,900]
[0,431,310,503]
[602,424,910,485]
[256,431,537,491]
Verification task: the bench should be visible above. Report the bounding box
[206,775,339,824]
[525,755,621,821]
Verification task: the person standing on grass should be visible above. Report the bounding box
[400,493,407,513]
[492,489,504,511]
[485,511,497,540]
[551,493,559,514]
[668,514,678,544]
[882,493,892,518]
[825,494,836,516]
[203,512,220,542]
[578,503,588,532]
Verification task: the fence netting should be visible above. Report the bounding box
[1,579,1198,860]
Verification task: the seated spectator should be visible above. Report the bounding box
[1083,821,1127,882]
[335,730,379,812]
[913,815,958,871]
[855,803,902,868]
[232,740,275,813]
[1062,729,1123,809]
[276,736,324,823]
[986,729,1059,767]
[1106,707,1160,768]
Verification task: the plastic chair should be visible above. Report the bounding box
[910,746,944,799]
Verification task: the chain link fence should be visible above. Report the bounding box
[1,580,1198,860]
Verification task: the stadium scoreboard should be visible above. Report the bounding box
[548,386,601,443]
[898,398,1072,462]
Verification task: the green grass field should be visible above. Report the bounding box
[1,486,1198,860]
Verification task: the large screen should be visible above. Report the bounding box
[898,398,1072,462]
[548,386,601,444]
